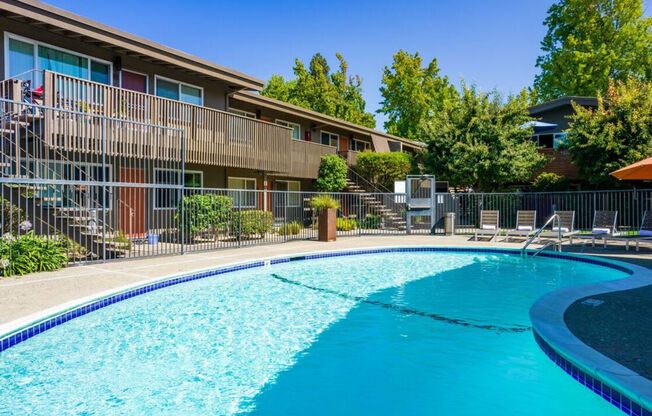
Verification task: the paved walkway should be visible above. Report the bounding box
[1,234,650,383]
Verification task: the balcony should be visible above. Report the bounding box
[2,70,296,173]
[2,70,347,179]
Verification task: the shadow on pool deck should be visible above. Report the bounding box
[557,243,652,381]
[564,284,652,381]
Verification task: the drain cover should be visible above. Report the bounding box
[581,298,605,307]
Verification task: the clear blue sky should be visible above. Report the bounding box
[48,0,649,131]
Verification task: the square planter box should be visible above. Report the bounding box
[318,208,337,242]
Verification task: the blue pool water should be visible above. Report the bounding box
[0,251,628,415]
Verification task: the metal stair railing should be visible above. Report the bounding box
[521,214,562,257]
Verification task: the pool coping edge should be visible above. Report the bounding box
[529,259,652,414]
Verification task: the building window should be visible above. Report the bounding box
[275,180,301,206]
[227,177,256,207]
[276,119,301,140]
[154,169,203,209]
[320,131,339,148]
[5,33,112,85]
[350,139,371,152]
[154,76,203,105]
[229,109,257,119]
[388,140,402,152]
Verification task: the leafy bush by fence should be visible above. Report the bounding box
[176,194,233,240]
[230,210,274,239]
[336,217,358,231]
[0,232,68,277]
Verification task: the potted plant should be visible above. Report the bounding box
[310,195,340,242]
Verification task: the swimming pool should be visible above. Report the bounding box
[0,249,635,415]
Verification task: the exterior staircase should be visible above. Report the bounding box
[343,171,406,231]
[0,105,128,260]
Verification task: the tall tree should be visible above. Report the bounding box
[378,50,457,140]
[421,85,547,191]
[262,53,376,128]
[534,0,652,102]
[564,77,652,188]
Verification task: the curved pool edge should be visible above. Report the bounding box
[530,258,652,415]
[1,245,649,414]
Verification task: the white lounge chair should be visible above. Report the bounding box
[504,210,536,242]
[570,211,618,248]
[610,210,652,251]
[474,210,500,241]
[538,210,579,241]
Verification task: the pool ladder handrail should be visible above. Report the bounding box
[521,214,562,257]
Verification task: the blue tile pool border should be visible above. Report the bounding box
[0,246,645,415]
[534,330,650,416]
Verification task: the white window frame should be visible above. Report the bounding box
[4,32,113,85]
[153,168,203,210]
[227,176,257,208]
[119,68,149,92]
[350,138,371,152]
[154,75,204,106]
[275,180,301,207]
[320,130,340,149]
[229,108,257,119]
[276,119,301,140]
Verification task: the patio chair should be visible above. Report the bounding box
[504,210,536,242]
[474,210,500,241]
[570,211,618,248]
[538,211,579,241]
[610,210,652,251]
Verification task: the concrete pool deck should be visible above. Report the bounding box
[0,234,650,397]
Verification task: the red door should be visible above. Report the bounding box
[120,168,146,237]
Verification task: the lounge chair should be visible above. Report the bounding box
[474,210,500,241]
[504,210,536,242]
[538,210,579,241]
[610,210,652,251]
[570,211,618,248]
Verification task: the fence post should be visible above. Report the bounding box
[357,194,362,236]
[283,191,288,242]
[238,190,242,246]
[101,117,106,263]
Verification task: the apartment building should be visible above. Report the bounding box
[0,0,422,194]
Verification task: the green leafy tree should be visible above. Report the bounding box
[564,77,652,187]
[378,50,457,140]
[262,53,376,128]
[421,84,547,191]
[532,172,571,191]
[534,0,652,102]
[315,155,348,192]
[354,152,414,190]
[176,194,233,240]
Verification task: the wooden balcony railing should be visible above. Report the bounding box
[41,71,292,173]
[288,140,337,178]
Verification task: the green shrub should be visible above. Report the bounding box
[1,198,25,233]
[276,221,302,236]
[355,152,413,190]
[532,172,570,192]
[230,210,274,239]
[309,195,340,210]
[360,214,382,229]
[315,155,347,191]
[0,232,68,277]
[336,217,358,231]
[176,194,233,238]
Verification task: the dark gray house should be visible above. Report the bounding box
[528,96,598,181]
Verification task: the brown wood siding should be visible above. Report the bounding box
[43,71,291,172]
[288,140,337,179]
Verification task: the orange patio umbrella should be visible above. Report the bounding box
[610,157,652,180]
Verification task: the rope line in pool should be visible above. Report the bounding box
[269,274,531,333]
